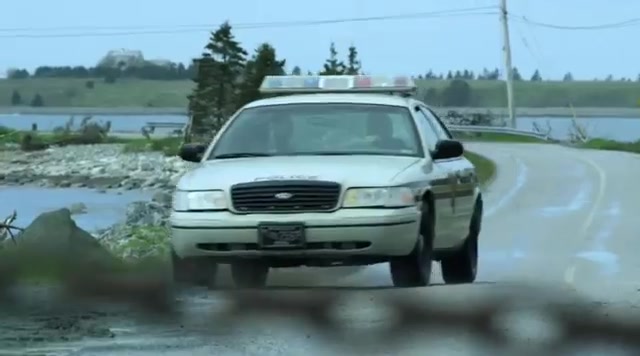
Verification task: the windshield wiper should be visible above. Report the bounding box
[212,152,273,159]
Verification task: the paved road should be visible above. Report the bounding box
[14,142,640,355]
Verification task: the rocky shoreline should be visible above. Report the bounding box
[0,143,196,191]
[1,143,191,259]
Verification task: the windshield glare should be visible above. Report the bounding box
[208,103,423,159]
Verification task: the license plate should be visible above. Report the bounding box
[258,223,306,249]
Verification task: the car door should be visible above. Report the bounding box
[411,105,464,242]
[418,105,477,218]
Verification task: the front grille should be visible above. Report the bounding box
[230,180,341,213]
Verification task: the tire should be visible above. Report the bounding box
[389,202,434,288]
[230,261,269,289]
[440,199,481,284]
[170,250,218,289]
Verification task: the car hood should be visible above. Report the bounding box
[176,155,423,190]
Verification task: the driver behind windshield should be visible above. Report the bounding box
[365,112,409,151]
[270,113,295,153]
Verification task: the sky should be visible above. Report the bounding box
[1,0,639,80]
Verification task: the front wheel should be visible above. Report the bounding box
[440,200,481,284]
[389,203,434,288]
[170,250,218,289]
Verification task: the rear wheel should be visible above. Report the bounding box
[389,202,434,288]
[441,199,481,284]
[170,250,218,289]
[230,261,270,289]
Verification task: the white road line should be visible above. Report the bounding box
[563,152,608,285]
[485,156,528,218]
[577,156,608,237]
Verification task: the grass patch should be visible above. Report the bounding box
[465,151,496,187]
[2,77,640,108]
[121,137,183,156]
[580,138,640,153]
[99,225,171,262]
[452,131,547,143]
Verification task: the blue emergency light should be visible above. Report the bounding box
[258,75,417,94]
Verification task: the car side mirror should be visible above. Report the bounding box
[178,143,207,162]
[432,139,464,160]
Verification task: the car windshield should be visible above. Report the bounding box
[207,103,423,159]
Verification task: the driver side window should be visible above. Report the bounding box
[419,106,452,140]
[413,108,440,151]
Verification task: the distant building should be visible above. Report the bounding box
[97,49,174,69]
[97,49,146,69]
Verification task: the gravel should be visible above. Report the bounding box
[0,143,196,191]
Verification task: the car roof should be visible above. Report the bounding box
[243,93,416,109]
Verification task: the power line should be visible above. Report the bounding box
[509,13,640,30]
[0,7,499,38]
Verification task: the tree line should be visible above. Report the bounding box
[8,61,639,83]
[7,63,198,81]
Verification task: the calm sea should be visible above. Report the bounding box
[1,114,640,142]
[0,186,152,232]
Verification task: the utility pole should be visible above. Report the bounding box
[500,0,516,128]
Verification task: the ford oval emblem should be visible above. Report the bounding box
[274,192,293,200]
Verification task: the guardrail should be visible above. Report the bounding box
[143,122,187,135]
[446,125,550,141]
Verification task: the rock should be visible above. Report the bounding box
[151,191,172,207]
[90,166,106,175]
[13,209,119,273]
[68,202,88,215]
[139,162,154,171]
[125,201,168,226]
[97,199,172,260]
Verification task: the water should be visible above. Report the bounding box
[0,186,153,232]
[1,113,640,142]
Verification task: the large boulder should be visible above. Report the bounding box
[7,208,119,278]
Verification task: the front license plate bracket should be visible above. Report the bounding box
[257,223,306,249]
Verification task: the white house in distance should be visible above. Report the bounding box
[97,49,173,68]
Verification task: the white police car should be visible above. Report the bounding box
[170,75,483,288]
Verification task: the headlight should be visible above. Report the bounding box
[342,187,416,208]
[172,190,227,211]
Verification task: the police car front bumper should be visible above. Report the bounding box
[170,207,421,260]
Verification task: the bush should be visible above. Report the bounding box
[30,93,45,107]
[122,137,183,156]
[18,116,113,150]
[19,133,49,151]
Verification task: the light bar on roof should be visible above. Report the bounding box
[258,75,417,94]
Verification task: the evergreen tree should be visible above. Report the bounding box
[320,42,345,75]
[30,93,44,107]
[10,90,22,106]
[345,45,361,75]
[237,43,286,107]
[512,67,522,81]
[187,21,247,141]
[530,69,542,81]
